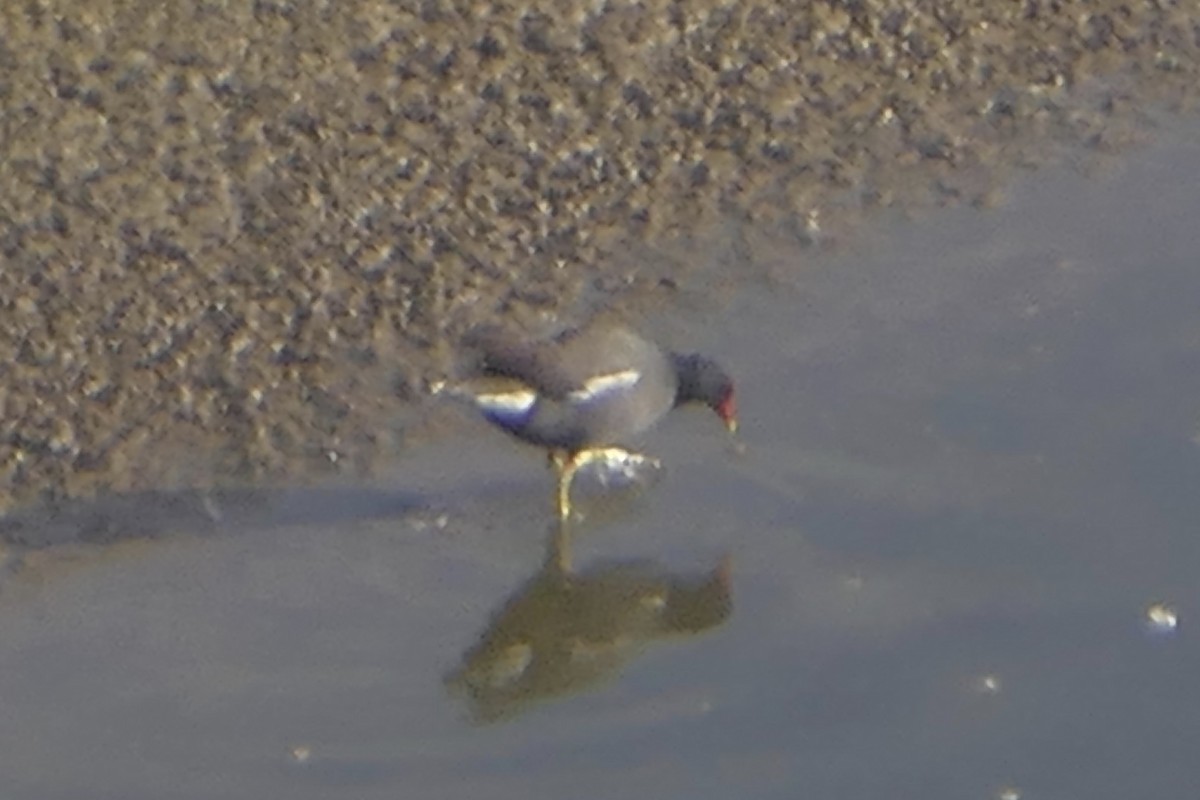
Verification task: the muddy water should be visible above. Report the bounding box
[2,119,1199,798]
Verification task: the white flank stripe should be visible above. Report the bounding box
[473,389,537,416]
[568,369,640,402]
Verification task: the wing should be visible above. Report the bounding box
[463,325,578,397]
[464,322,660,399]
[455,322,676,444]
[565,368,642,403]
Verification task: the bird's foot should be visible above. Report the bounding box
[577,448,662,488]
[554,448,664,522]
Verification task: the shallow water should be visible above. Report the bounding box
[2,117,1200,799]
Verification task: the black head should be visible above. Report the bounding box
[670,352,737,432]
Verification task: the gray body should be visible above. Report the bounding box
[469,324,679,453]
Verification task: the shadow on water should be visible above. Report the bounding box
[446,519,733,724]
[0,484,430,549]
[0,439,666,583]
[0,483,437,596]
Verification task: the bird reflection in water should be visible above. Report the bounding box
[445,523,733,724]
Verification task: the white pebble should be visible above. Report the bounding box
[975,674,1002,695]
[1145,602,1179,634]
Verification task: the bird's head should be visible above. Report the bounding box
[671,353,738,433]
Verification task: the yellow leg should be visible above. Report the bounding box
[546,516,573,573]
[549,451,578,521]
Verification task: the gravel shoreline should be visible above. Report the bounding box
[1,1,1197,510]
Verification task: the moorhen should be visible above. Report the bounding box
[441,322,737,520]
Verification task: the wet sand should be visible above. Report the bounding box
[1,0,1198,510]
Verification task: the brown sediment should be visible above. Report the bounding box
[0,0,1196,510]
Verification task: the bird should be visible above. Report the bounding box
[439,321,737,520]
